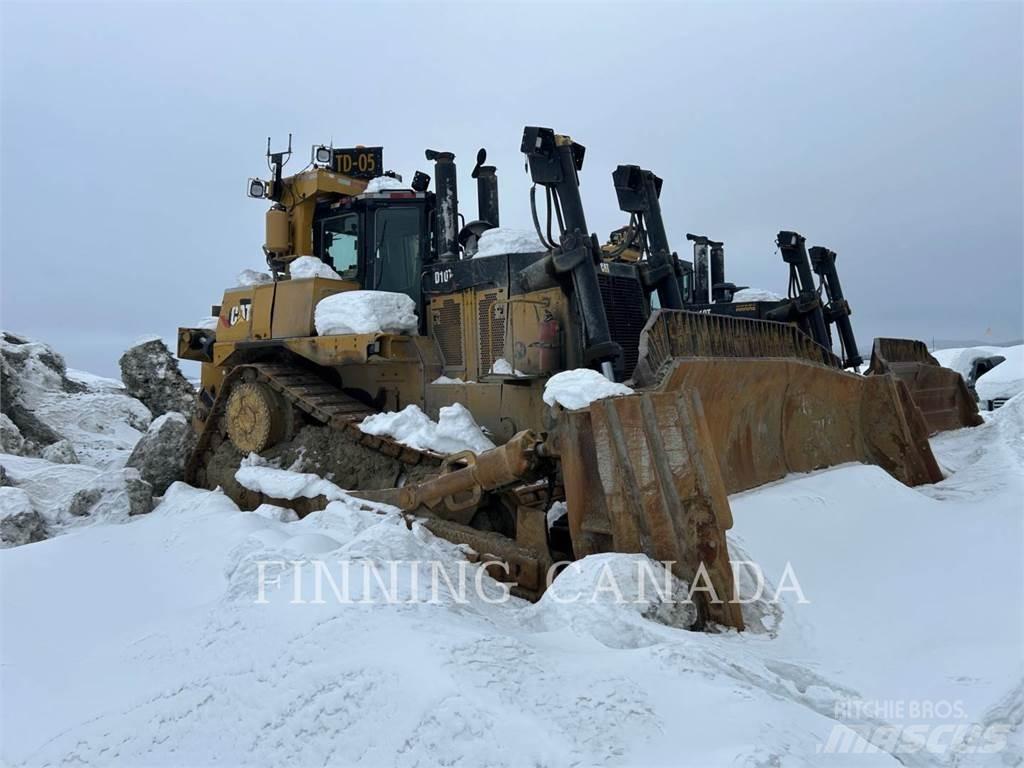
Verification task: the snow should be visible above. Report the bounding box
[363,175,407,193]
[65,368,125,393]
[236,462,352,501]
[194,315,219,330]
[543,368,635,410]
[235,268,273,287]
[975,344,1024,402]
[732,287,784,302]
[432,375,470,384]
[474,227,546,258]
[289,255,343,280]
[0,485,35,520]
[359,403,495,455]
[1,349,1022,766]
[932,344,1009,381]
[314,289,419,336]
[489,357,525,376]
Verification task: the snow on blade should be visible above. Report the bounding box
[474,227,546,259]
[194,316,218,330]
[731,287,784,302]
[543,368,634,410]
[289,255,342,280]
[359,403,495,454]
[975,344,1023,402]
[363,175,407,193]
[314,290,419,336]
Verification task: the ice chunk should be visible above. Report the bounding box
[731,287,784,302]
[359,403,495,454]
[289,256,342,281]
[543,369,634,410]
[363,175,407,193]
[474,227,546,259]
[314,290,418,336]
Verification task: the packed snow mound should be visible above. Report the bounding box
[932,344,1009,381]
[236,462,353,501]
[732,287,784,302]
[235,268,273,287]
[543,368,634,410]
[474,227,546,258]
[314,290,419,336]
[975,344,1024,403]
[289,255,342,280]
[528,554,698,645]
[359,403,495,454]
[363,175,407,193]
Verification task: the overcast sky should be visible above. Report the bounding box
[2,1,1021,377]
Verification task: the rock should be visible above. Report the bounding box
[65,468,153,520]
[0,413,25,455]
[67,487,102,517]
[41,439,79,465]
[0,486,48,546]
[126,412,196,495]
[0,334,73,452]
[118,338,195,419]
[0,464,11,487]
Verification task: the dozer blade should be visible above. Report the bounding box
[632,311,943,493]
[867,338,984,434]
[558,389,744,630]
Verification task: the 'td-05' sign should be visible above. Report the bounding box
[333,147,383,179]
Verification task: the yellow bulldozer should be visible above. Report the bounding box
[178,126,971,630]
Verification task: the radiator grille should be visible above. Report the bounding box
[433,298,464,370]
[478,291,506,375]
[598,273,648,380]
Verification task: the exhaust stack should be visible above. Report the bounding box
[687,233,712,304]
[426,149,459,262]
[471,148,499,228]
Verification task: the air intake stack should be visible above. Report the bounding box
[472,148,499,228]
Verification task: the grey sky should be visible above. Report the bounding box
[2,1,1021,377]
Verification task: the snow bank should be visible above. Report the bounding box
[359,403,495,454]
[474,227,546,258]
[363,175,407,193]
[731,287,784,302]
[543,368,634,410]
[289,255,342,280]
[314,290,418,336]
[932,344,1009,381]
[975,344,1023,402]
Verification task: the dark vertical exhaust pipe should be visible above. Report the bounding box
[687,233,712,304]
[425,149,459,262]
[777,231,830,350]
[710,241,725,300]
[471,148,499,228]
[611,165,684,310]
[809,246,863,368]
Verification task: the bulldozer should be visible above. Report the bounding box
[179,126,949,630]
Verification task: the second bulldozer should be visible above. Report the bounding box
[179,127,951,630]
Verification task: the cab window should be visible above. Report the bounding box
[372,207,422,299]
[321,214,359,278]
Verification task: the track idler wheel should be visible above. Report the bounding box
[225,380,287,454]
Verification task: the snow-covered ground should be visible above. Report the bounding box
[2,365,1021,766]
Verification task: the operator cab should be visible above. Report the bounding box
[312,192,431,307]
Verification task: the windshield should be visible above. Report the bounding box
[373,207,422,299]
[322,214,359,278]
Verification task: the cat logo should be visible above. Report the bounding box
[229,300,252,326]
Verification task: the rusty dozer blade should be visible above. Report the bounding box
[632,311,943,493]
[867,338,983,434]
[558,390,744,630]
